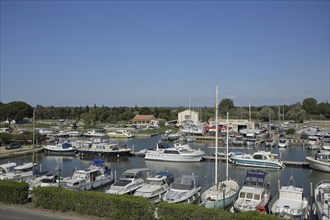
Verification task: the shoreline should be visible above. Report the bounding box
[0,146,44,159]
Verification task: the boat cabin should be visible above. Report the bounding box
[146,172,174,186]
[279,185,304,200]
[315,151,330,162]
[0,162,17,175]
[239,187,264,202]
[171,175,199,190]
[66,169,103,187]
[14,162,37,174]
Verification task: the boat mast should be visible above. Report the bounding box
[226,112,229,181]
[249,101,251,122]
[215,85,219,186]
[32,108,35,163]
[269,108,272,139]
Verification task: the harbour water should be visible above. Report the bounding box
[1,136,328,218]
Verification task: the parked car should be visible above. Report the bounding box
[5,142,21,150]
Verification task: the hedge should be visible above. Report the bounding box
[32,187,155,220]
[0,180,281,220]
[0,179,29,204]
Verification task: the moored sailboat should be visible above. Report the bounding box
[201,86,239,209]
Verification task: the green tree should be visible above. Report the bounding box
[318,101,330,118]
[80,112,97,126]
[286,106,306,122]
[219,98,234,115]
[0,101,33,123]
[139,107,152,115]
[302,98,318,114]
[258,107,275,122]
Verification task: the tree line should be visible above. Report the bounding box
[0,98,329,126]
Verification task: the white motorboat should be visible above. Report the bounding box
[28,174,61,199]
[0,162,38,182]
[270,176,309,219]
[201,95,239,209]
[233,170,270,212]
[144,141,204,162]
[305,150,330,173]
[78,143,131,157]
[265,138,277,148]
[62,158,113,191]
[84,129,106,137]
[322,134,330,150]
[29,174,60,189]
[43,141,77,155]
[244,132,258,146]
[167,132,182,141]
[180,125,205,136]
[163,174,201,204]
[314,180,330,220]
[306,136,322,150]
[106,130,134,138]
[66,131,83,137]
[0,162,17,177]
[134,171,174,203]
[105,168,150,195]
[232,135,245,146]
[230,151,285,169]
[278,138,289,148]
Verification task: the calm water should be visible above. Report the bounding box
[1,135,329,217]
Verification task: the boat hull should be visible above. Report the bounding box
[314,181,330,220]
[78,149,132,157]
[231,158,284,169]
[44,149,77,155]
[203,191,238,209]
[305,157,330,172]
[201,180,239,209]
[144,154,203,162]
[66,176,113,191]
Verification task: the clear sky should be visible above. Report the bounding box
[1,0,329,107]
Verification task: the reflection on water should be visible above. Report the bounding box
[144,160,203,175]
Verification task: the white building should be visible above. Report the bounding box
[177,109,199,126]
[208,118,255,132]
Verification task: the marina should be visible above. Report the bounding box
[1,134,329,219]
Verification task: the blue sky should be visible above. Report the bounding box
[1,0,329,107]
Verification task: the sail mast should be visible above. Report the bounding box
[226,112,229,181]
[249,101,251,122]
[215,85,218,186]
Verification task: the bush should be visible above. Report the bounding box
[0,179,29,204]
[157,202,235,220]
[32,187,155,219]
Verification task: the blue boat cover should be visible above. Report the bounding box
[62,142,72,149]
[244,169,268,187]
[92,158,105,167]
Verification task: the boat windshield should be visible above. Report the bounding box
[239,192,261,201]
[146,179,163,185]
[121,173,135,179]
